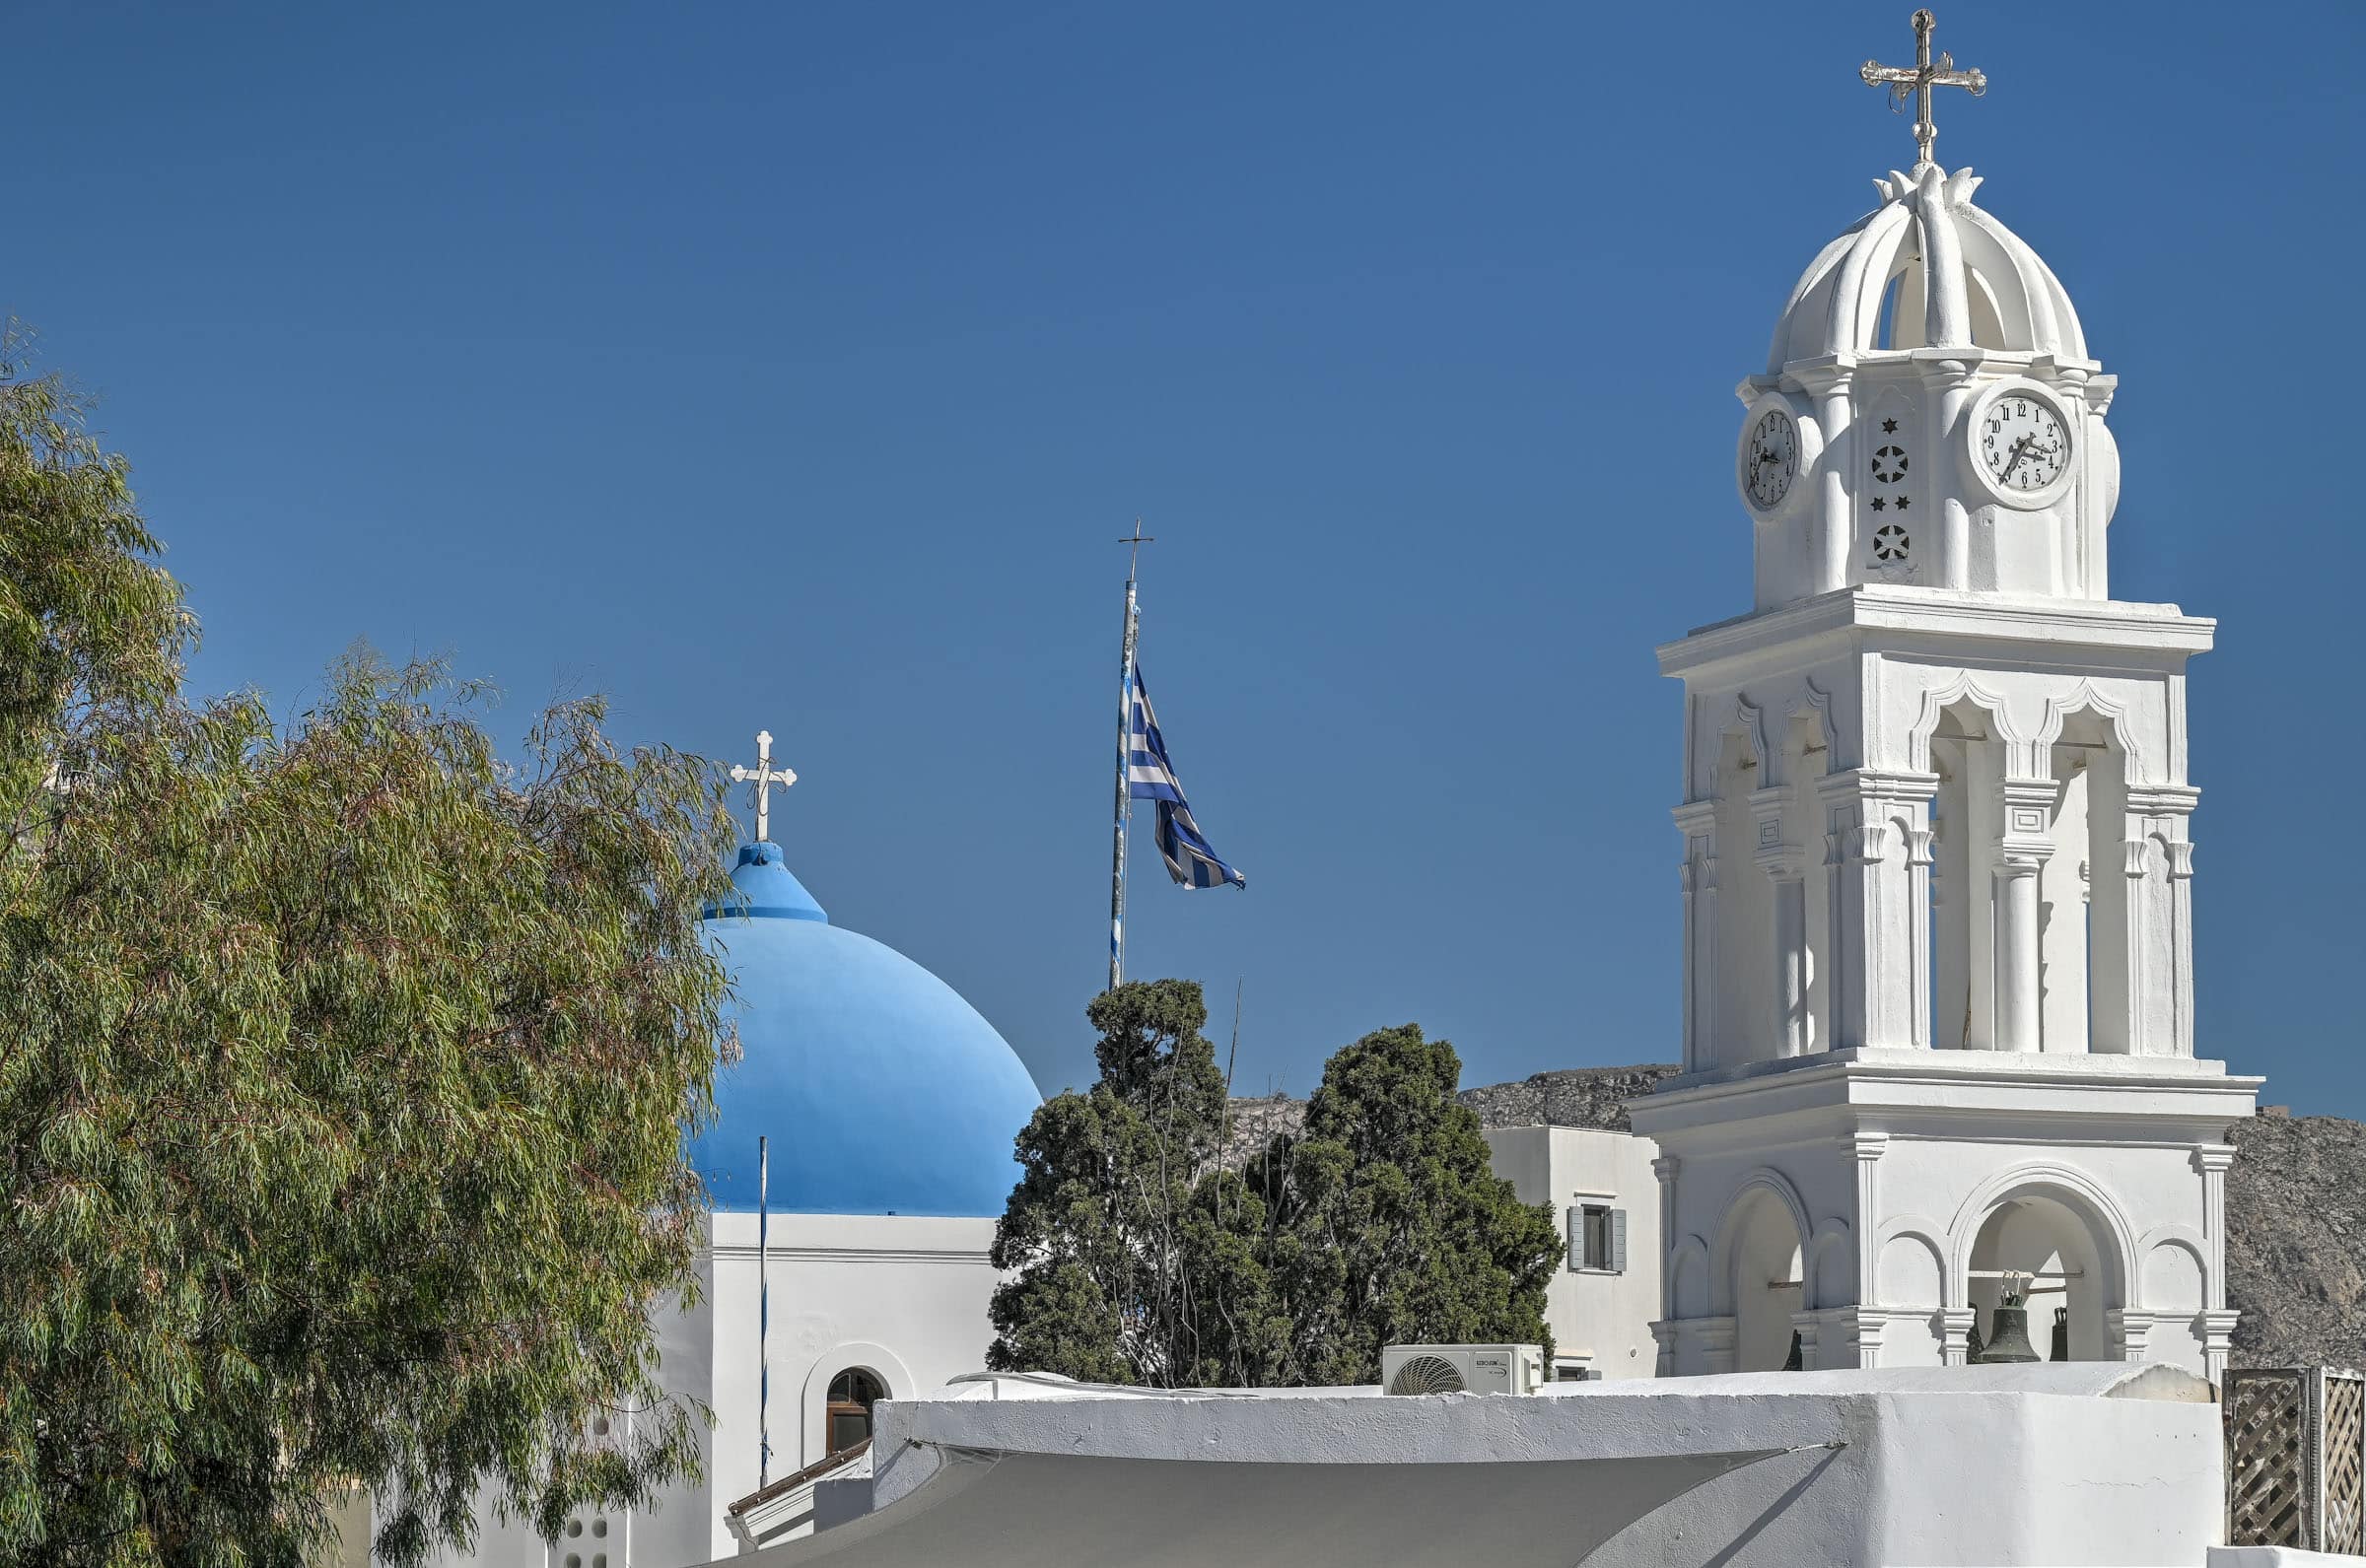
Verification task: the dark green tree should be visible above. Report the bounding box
[0,351,738,1568]
[1245,1024,1562,1386]
[990,986,1561,1391]
[986,980,1243,1385]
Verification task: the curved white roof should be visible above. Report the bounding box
[1768,166,2087,373]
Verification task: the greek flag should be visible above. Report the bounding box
[1128,668,1246,891]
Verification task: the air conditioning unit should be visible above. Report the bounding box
[1380,1343,1546,1397]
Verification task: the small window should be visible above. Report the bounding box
[826,1368,886,1456]
[1568,1205,1628,1273]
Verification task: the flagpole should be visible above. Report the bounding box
[1110,520,1150,992]
[757,1133,770,1486]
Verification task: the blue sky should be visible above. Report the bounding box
[11,2,2361,1110]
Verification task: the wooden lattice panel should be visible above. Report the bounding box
[2227,1370,2308,1547]
[2326,1371,2365,1554]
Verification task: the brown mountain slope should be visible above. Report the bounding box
[1229,1064,2349,1370]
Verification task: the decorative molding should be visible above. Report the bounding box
[1910,669,2021,774]
[1671,800,1719,835]
[2104,1308,2161,1362]
[1817,767,1942,806]
[2035,678,2144,779]
[1945,1162,2138,1307]
[2124,784,2200,817]
[1937,1307,1978,1366]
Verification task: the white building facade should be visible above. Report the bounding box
[1630,155,2259,1378]
[1483,1125,1662,1382]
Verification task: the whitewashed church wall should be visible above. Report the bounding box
[698,1212,1001,1560]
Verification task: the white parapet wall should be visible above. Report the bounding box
[724,1362,2224,1568]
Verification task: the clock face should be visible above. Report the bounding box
[1979,392,2071,495]
[1745,408,1798,511]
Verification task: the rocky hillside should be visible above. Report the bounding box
[1231,1063,2358,1370]
[2226,1111,2366,1370]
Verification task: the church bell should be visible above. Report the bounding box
[1783,1329,1803,1371]
[2050,1306,2070,1362]
[1972,1306,2042,1364]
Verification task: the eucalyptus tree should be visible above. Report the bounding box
[0,350,738,1568]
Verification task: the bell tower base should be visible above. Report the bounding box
[1629,1050,2258,1380]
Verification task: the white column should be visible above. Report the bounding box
[2087,746,2133,1053]
[1917,359,1978,590]
[1904,824,1934,1050]
[2078,378,2119,598]
[1652,1154,1682,1322]
[2039,756,2092,1053]
[1993,779,2061,1054]
[1773,872,1809,1056]
[1754,786,1810,1057]
[1674,802,1718,1073]
[1795,363,1855,594]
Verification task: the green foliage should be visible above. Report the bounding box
[988,987,1559,1390]
[1247,1024,1563,1385]
[985,980,1236,1385]
[0,345,186,835]
[0,350,739,1567]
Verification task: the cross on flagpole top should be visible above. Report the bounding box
[1119,516,1156,583]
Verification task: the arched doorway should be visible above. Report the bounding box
[1725,1187,1806,1372]
[824,1367,886,1455]
[1967,1193,2112,1361]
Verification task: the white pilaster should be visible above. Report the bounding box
[1817,770,1937,1052]
[1674,801,1719,1074]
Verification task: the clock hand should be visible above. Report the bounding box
[2001,434,2036,480]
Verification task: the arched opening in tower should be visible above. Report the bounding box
[1967,1193,2111,1363]
[1725,1188,1807,1373]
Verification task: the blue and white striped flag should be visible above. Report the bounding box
[1127,668,1246,891]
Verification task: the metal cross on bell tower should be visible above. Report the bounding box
[1860,10,1986,171]
[730,728,798,844]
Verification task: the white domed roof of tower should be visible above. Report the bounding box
[1768,164,2088,373]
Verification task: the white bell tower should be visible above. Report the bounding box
[1630,11,2259,1382]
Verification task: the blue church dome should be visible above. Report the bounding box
[690,841,1041,1216]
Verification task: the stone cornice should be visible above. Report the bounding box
[1658,585,2215,680]
[1629,1049,2262,1141]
